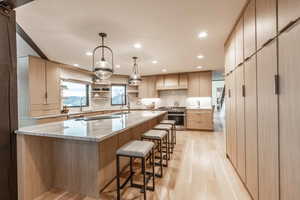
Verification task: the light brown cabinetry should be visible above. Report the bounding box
[256,0,277,49]
[138,76,158,98]
[278,0,300,32]
[235,17,244,66]
[164,74,178,89]
[278,22,300,200]
[229,71,237,167]
[244,55,258,200]
[186,109,213,130]
[188,71,212,97]
[155,73,188,90]
[257,40,279,200]
[235,65,246,182]
[179,73,188,88]
[21,56,61,117]
[244,0,256,58]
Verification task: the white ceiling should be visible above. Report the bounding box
[16,0,246,75]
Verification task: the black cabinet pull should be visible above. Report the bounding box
[242,85,246,97]
[274,75,279,95]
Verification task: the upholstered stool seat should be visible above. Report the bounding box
[117,140,154,158]
[116,140,155,200]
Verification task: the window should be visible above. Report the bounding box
[111,85,126,105]
[62,81,89,107]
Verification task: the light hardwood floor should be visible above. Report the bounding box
[36,125,251,200]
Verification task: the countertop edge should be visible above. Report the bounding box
[16,111,167,142]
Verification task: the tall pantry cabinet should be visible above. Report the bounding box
[257,40,279,200]
[278,20,300,200]
[225,0,300,200]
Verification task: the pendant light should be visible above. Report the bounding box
[129,57,142,86]
[92,33,114,80]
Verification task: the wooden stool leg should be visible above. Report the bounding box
[152,149,155,189]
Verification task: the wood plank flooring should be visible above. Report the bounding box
[35,129,251,200]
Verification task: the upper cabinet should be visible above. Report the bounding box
[188,71,212,97]
[138,76,158,98]
[256,0,277,49]
[244,0,256,58]
[19,56,61,117]
[278,0,300,33]
[179,74,188,88]
[155,73,188,90]
[227,32,236,72]
[235,17,244,66]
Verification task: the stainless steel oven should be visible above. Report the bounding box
[158,107,186,130]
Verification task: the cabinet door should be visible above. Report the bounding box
[235,65,246,182]
[164,74,178,89]
[179,74,188,89]
[45,61,60,105]
[278,0,300,32]
[188,73,200,97]
[244,55,258,200]
[138,77,147,98]
[225,75,232,158]
[224,43,231,74]
[257,40,279,200]
[147,76,158,98]
[229,71,237,167]
[278,23,300,200]
[256,0,277,49]
[229,33,236,71]
[156,76,164,90]
[29,56,46,106]
[235,17,244,66]
[199,71,212,97]
[244,0,256,58]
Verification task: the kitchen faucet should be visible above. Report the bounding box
[121,94,131,113]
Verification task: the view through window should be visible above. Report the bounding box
[62,81,89,107]
[111,85,126,105]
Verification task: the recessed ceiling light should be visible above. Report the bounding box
[85,51,93,56]
[74,64,79,67]
[134,43,142,49]
[196,66,203,69]
[162,69,167,72]
[152,60,158,64]
[197,55,204,59]
[198,32,208,38]
[116,65,121,68]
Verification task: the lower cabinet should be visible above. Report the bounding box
[278,22,300,200]
[235,65,246,183]
[186,109,213,130]
[244,55,258,200]
[257,40,279,200]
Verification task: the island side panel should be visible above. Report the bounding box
[17,135,54,200]
[52,139,99,198]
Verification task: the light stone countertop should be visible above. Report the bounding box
[16,111,166,142]
[31,107,148,120]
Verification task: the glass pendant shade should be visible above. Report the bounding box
[92,33,114,80]
[129,57,142,86]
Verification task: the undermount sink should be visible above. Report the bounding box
[76,115,122,121]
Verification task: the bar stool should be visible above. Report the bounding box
[153,124,173,158]
[160,120,177,145]
[142,130,169,177]
[116,140,155,200]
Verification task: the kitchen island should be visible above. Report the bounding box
[16,111,166,200]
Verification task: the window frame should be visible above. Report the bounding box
[111,84,127,106]
[61,80,90,108]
